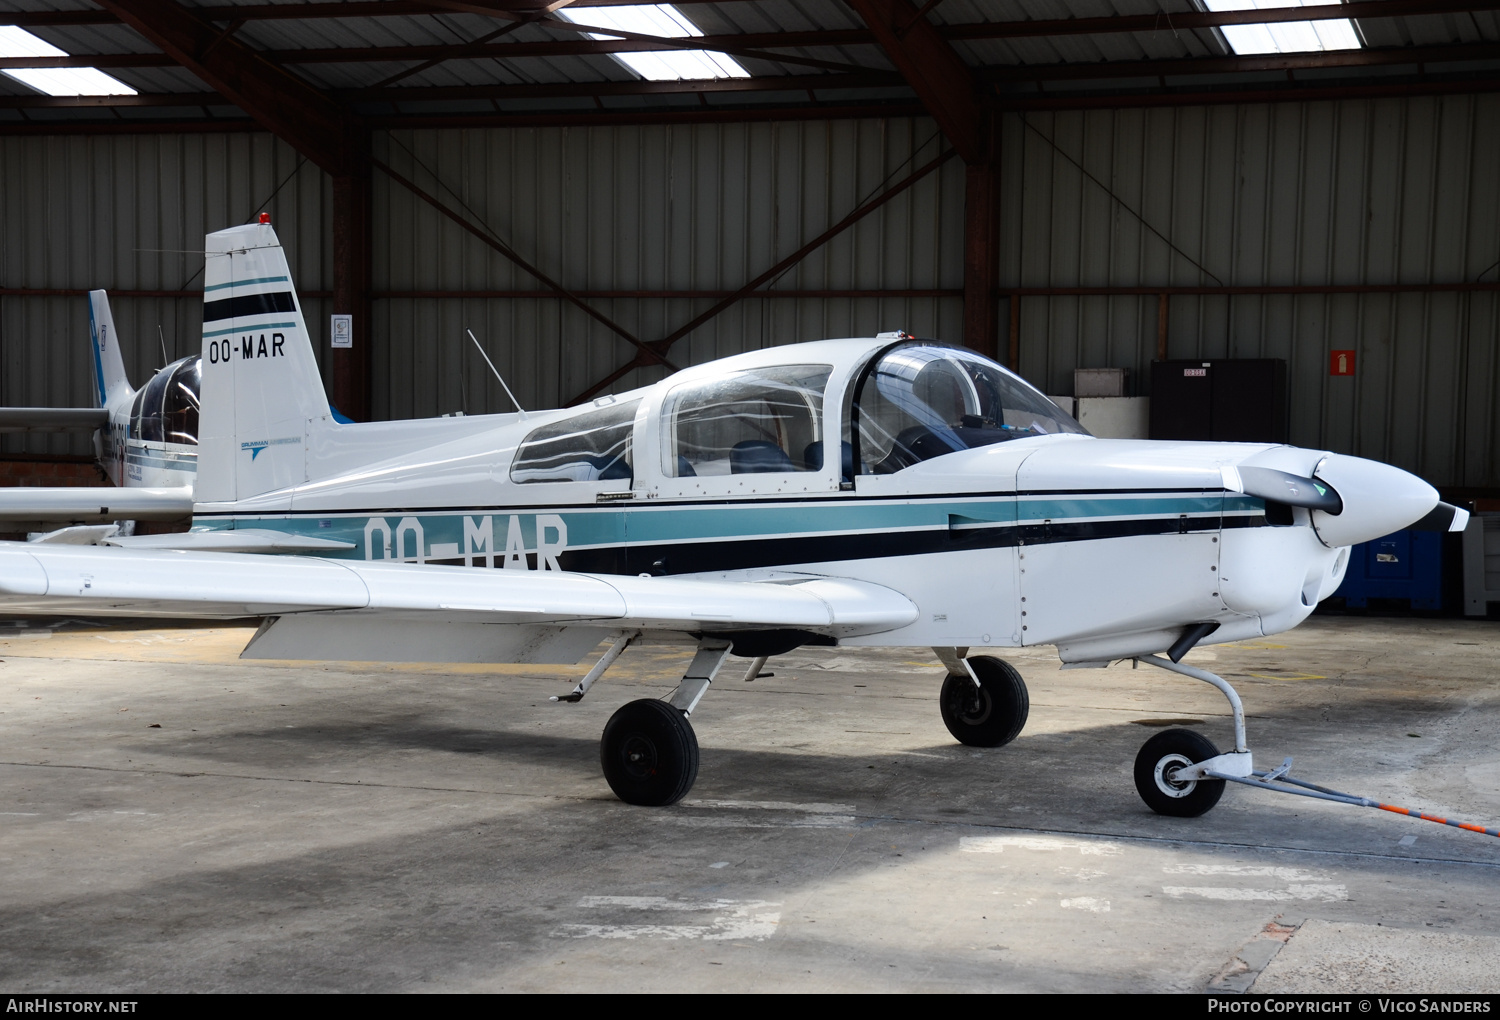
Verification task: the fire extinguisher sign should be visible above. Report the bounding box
[1329,349,1356,376]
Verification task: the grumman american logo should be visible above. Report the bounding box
[241,436,301,461]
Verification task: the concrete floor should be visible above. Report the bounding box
[1,614,1498,993]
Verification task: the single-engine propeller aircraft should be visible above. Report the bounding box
[0,220,1472,817]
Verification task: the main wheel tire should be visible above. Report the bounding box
[600,698,700,806]
[1133,727,1225,818]
[939,655,1030,747]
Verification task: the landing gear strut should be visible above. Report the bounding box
[934,649,1030,747]
[598,638,734,807]
[1131,653,1253,818]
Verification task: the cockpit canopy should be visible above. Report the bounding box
[849,342,1085,474]
[498,340,1084,488]
[128,355,201,446]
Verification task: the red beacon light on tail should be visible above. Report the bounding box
[258,212,271,224]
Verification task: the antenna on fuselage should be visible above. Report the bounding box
[157,325,169,367]
[465,328,528,420]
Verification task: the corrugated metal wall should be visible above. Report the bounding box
[1001,94,1500,489]
[2,96,1496,487]
[372,119,963,420]
[0,132,330,456]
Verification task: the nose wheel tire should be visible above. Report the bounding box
[939,655,1030,747]
[601,698,700,806]
[1134,727,1225,817]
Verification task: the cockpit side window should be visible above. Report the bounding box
[510,398,640,484]
[662,365,832,478]
[849,343,1086,474]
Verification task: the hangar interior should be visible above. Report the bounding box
[1,0,1498,495]
[1,0,1500,995]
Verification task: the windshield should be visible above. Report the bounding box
[849,343,1086,474]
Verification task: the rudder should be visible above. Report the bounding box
[86,290,131,408]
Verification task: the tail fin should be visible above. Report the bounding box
[86,290,131,408]
[195,221,336,505]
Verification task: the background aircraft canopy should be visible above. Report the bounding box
[852,343,1086,474]
[128,355,201,446]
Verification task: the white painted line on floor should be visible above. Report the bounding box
[668,814,855,829]
[1163,864,1327,881]
[1060,897,1111,912]
[1162,885,1348,902]
[961,835,1123,856]
[555,896,782,941]
[684,799,855,814]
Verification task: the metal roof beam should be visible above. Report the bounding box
[9,40,1500,79]
[3,39,1497,109]
[4,75,1498,131]
[8,0,1495,37]
[845,0,985,163]
[90,0,360,176]
[984,42,1500,83]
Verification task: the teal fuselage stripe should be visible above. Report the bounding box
[194,494,1263,561]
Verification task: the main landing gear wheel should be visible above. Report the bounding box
[600,698,700,806]
[939,655,1030,747]
[1134,728,1225,818]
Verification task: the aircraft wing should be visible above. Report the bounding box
[0,543,918,663]
[0,408,109,433]
[0,487,193,523]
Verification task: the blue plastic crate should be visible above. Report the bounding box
[1333,529,1443,610]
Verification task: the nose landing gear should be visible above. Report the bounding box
[1133,727,1226,817]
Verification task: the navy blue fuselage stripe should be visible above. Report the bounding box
[202,291,296,323]
[550,513,1266,576]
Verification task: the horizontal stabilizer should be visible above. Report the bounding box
[0,408,109,433]
[106,529,357,553]
[0,487,193,522]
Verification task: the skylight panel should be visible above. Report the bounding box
[555,4,750,81]
[1203,0,1362,56]
[0,25,137,96]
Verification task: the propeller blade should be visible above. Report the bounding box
[1236,466,1343,515]
[1409,501,1470,533]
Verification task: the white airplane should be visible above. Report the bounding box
[0,220,1470,816]
[0,291,201,530]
